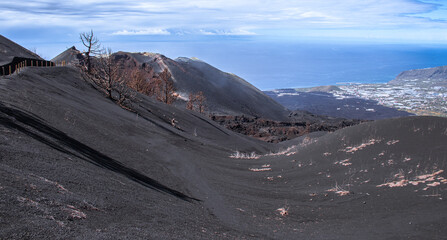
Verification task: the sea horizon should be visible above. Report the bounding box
[17,36,447,91]
[140,41,447,90]
[62,40,447,91]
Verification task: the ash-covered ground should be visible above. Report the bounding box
[1,66,446,239]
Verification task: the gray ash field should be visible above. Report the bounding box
[1,66,446,239]
[1,39,447,239]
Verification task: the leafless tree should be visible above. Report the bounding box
[80,30,101,73]
[127,67,156,95]
[93,48,135,107]
[186,91,206,113]
[195,91,206,113]
[93,48,118,99]
[156,68,177,104]
[186,93,195,110]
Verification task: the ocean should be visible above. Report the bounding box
[52,39,447,91]
[142,40,447,90]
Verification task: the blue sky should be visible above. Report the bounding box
[2,0,447,58]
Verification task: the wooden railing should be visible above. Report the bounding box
[0,57,67,76]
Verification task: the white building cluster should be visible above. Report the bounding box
[331,81,447,117]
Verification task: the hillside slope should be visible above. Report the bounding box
[51,46,84,65]
[112,52,290,120]
[390,65,447,86]
[0,35,42,65]
[0,66,272,239]
[1,66,446,239]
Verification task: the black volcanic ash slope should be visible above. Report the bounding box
[1,65,447,239]
[0,35,42,65]
[1,37,447,239]
[231,116,447,239]
[0,66,273,239]
[112,52,290,120]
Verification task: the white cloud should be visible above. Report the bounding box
[199,29,257,36]
[112,28,171,36]
[1,0,447,42]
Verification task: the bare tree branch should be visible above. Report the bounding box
[127,68,156,95]
[90,48,136,108]
[186,91,207,113]
[156,68,177,104]
[80,30,101,73]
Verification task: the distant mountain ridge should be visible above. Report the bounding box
[389,65,447,85]
[51,46,84,65]
[111,52,290,120]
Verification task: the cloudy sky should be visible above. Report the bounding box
[2,0,447,57]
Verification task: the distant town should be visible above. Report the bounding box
[333,80,447,117]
